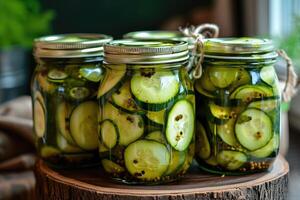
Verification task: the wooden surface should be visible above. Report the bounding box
[35,155,289,200]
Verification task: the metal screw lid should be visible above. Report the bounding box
[104,39,189,64]
[34,34,113,58]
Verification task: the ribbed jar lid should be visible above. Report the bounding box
[34,34,113,58]
[104,39,189,64]
[123,31,195,50]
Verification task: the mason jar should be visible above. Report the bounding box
[195,38,281,175]
[32,34,112,168]
[98,40,195,184]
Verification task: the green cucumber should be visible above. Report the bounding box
[166,100,194,151]
[101,159,125,174]
[124,140,170,180]
[217,150,247,170]
[70,101,99,150]
[145,131,166,144]
[47,69,68,82]
[204,156,218,166]
[209,102,232,120]
[164,150,186,176]
[34,96,46,138]
[100,119,119,149]
[56,102,75,145]
[198,69,217,92]
[208,67,240,88]
[97,65,126,98]
[69,87,90,100]
[99,142,109,154]
[248,99,278,112]
[260,66,276,86]
[102,102,144,146]
[196,121,211,159]
[40,146,60,158]
[56,132,82,153]
[145,109,165,126]
[217,118,239,147]
[194,81,215,98]
[131,71,179,110]
[230,85,274,102]
[235,108,273,151]
[111,81,140,113]
[250,134,279,158]
[228,68,251,92]
[79,67,103,82]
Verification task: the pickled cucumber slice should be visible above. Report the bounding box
[146,109,165,126]
[204,156,218,166]
[69,87,90,100]
[70,101,99,150]
[198,69,217,92]
[250,134,279,158]
[56,102,75,145]
[131,71,179,106]
[97,65,126,98]
[248,99,278,112]
[217,118,239,147]
[209,102,232,120]
[166,100,195,151]
[164,150,186,176]
[196,121,211,159]
[56,132,82,153]
[235,108,272,151]
[34,97,46,138]
[208,67,240,88]
[145,131,166,144]
[103,102,144,146]
[230,85,273,102]
[79,67,103,82]
[217,150,247,170]
[124,140,170,180]
[260,66,276,86]
[111,81,140,113]
[47,69,68,82]
[100,119,119,149]
[194,81,215,98]
[228,68,251,92]
[40,146,60,158]
[101,159,125,174]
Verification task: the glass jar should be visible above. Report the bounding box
[98,40,195,184]
[32,34,112,168]
[195,38,281,175]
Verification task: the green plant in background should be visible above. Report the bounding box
[0,0,54,48]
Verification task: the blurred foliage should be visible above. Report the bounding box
[275,16,300,68]
[0,0,54,48]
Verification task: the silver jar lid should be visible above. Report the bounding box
[34,34,113,58]
[104,39,189,64]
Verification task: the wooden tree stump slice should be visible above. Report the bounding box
[35,155,289,200]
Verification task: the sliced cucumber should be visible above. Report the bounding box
[56,102,75,145]
[217,118,239,147]
[97,65,126,98]
[47,69,68,82]
[101,159,125,174]
[260,66,276,86]
[99,142,109,153]
[250,134,279,158]
[70,101,99,150]
[194,81,215,98]
[209,102,232,120]
[56,132,82,153]
[230,85,274,102]
[198,69,217,92]
[111,81,140,113]
[102,102,144,146]
[79,67,103,82]
[34,97,46,138]
[235,108,273,151]
[69,87,90,100]
[166,100,194,151]
[248,99,278,112]
[100,119,119,149]
[208,67,240,88]
[228,68,251,92]
[124,140,170,180]
[145,131,166,144]
[196,121,211,159]
[145,109,165,126]
[177,141,195,173]
[204,156,218,166]
[131,71,179,108]
[40,146,60,158]
[179,67,194,91]
[217,150,247,170]
[164,150,186,176]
